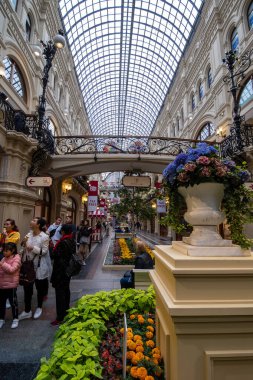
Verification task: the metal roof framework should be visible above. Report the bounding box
[59,0,204,138]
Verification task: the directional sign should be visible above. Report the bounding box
[26,176,53,187]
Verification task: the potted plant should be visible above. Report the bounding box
[162,143,253,249]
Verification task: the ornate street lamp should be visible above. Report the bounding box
[38,30,66,129]
[222,49,252,151]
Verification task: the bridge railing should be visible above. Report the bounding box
[53,135,215,156]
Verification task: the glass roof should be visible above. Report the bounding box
[59,0,204,137]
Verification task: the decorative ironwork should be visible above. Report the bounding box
[220,123,253,159]
[53,135,214,156]
[223,49,252,151]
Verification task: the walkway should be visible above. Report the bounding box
[0,231,170,380]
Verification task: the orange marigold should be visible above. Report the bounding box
[130,314,136,320]
[130,366,139,378]
[147,326,154,332]
[147,318,154,324]
[127,327,133,332]
[127,340,136,350]
[146,340,155,348]
[152,358,159,365]
[152,353,161,360]
[155,366,163,377]
[127,331,134,339]
[146,331,153,339]
[133,335,142,342]
[145,376,155,380]
[120,328,125,334]
[138,317,145,324]
[152,347,161,355]
[136,345,144,353]
[136,367,148,380]
[126,351,136,359]
[135,352,144,361]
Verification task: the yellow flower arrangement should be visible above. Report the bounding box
[118,238,134,260]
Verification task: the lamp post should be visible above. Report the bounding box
[38,30,65,129]
[222,49,252,151]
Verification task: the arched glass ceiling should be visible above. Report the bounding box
[59,0,204,137]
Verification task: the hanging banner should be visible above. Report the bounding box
[157,199,166,213]
[88,181,98,214]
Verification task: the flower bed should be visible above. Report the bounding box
[35,287,156,380]
[100,313,164,379]
[104,238,155,267]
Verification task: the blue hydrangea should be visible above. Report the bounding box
[174,153,188,166]
[176,164,185,172]
[238,170,250,182]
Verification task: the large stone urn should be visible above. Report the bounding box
[178,182,232,247]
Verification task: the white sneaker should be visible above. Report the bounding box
[11,319,19,329]
[0,319,5,328]
[19,311,32,320]
[33,308,42,319]
[6,299,11,309]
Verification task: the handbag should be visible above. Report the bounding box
[19,256,36,286]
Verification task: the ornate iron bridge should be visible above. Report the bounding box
[1,92,253,175]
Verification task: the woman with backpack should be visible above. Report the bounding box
[50,224,76,326]
[77,220,92,265]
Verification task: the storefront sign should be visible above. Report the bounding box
[122,175,151,188]
[88,196,98,213]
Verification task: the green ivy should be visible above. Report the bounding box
[35,287,156,380]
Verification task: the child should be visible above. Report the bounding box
[0,242,21,329]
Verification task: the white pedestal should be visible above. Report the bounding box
[151,243,253,380]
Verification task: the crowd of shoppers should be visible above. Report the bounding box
[0,215,110,329]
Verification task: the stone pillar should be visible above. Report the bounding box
[150,243,253,380]
[0,129,38,239]
[154,214,159,235]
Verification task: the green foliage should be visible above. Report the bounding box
[161,188,188,234]
[35,287,155,380]
[110,187,156,222]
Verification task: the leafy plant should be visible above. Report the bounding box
[35,287,156,380]
[162,143,253,248]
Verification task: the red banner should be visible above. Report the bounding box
[88,181,98,196]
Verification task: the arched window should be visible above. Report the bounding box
[207,67,212,88]
[248,2,253,30]
[191,94,196,111]
[25,14,32,41]
[3,56,26,100]
[196,122,215,141]
[10,0,18,11]
[181,108,184,124]
[199,81,204,100]
[239,77,253,107]
[177,117,180,132]
[231,28,239,51]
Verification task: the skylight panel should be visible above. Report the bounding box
[59,0,203,136]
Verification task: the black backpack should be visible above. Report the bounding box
[64,239,83,277]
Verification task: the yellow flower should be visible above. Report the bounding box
[130,314,136,320]
[138,316,145,324]
[152,347,161,355]
[147,326,154,332]
[126,351,135,359]
[152,353,161,360]
[127,331,134,339]
[152,358,159,365]
[120,327,125,334]
[127,340,136,350]
[145,376,155,380]
[147,318,154,324]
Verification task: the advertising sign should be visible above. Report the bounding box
[157,199,166,213]
[88,181,98,196]
[88,181,98,214]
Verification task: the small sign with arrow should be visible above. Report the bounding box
[26,176,53,187]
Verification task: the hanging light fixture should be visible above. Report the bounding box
[62,179,72,194]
